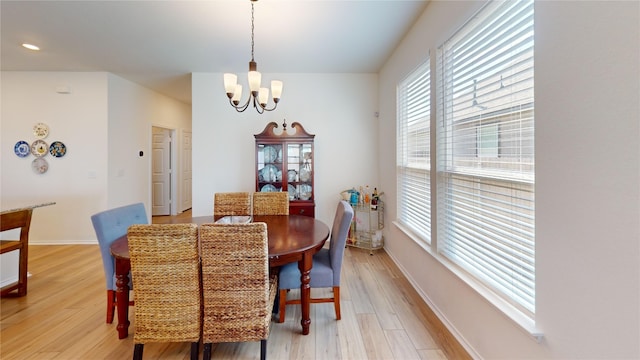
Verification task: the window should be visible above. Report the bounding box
[395,0,535,319]
[397,60,431,243]
[437,0,535,316]
[477,123,499,158]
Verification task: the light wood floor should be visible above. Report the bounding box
[1,212,470,360]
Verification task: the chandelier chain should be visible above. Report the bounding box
[250,1,255,62]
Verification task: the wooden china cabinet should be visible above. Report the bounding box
[254,121,315,217]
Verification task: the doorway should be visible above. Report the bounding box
[151,126,172,216]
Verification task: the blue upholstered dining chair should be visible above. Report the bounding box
[277,200,354,323]
[90,203,148,324]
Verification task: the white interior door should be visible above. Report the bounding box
[181,130,193,211]
[152,127,171,216]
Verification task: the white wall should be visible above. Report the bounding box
[534,2,639,358]
[107,74,192,213]
[1,72,191,244]
[1,72,109,243]
[192,72,379,226]
[378,1,640,359]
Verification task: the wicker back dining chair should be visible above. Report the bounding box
[252,192,289,215]
[213,192,252,221]
[199,223,278,360]
[90,202,147,323]
[127,224,201,360]
[277,200,354,323]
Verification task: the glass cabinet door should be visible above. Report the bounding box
[257,144,283,192]
[285,143,312,201]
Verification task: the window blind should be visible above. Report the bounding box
[437,0,535,315]
[397,60,431,243]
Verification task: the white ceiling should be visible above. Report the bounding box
[1,0,428,104]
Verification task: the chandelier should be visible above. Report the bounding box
[223,0,283,114]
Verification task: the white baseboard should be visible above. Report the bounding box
[28,240,98,245]
[383,248,482,360]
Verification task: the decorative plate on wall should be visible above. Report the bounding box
[33,123,49,139]
[14,140,30,157]
[32,157,49,174]
[49,141,67,158]
[31,140,49,157]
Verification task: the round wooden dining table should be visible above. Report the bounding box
[110,214,330,339]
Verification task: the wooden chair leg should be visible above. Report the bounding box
[260,339,267,360]
[273,289,279,314]
[203,343,212,360]
[333,286,341,320]
[278,289,287,323]
[133,344,144,360]
[106,290,115,324]
[190,342,199,360]
[17,246,28,296]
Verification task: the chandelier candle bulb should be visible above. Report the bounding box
[258,88,269,106]
[224,73,238,96]
[271,81,283,101]
[248,69,261,93]
[232,85,243,105]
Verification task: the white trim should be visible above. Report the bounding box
[384,245,483,359]
[0,277,18,288]
[392,222,544,343]
[0,272,32,288]
[393,220,431,251]
[26,240,98,245]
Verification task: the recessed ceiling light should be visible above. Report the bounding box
[22,43,40,51]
